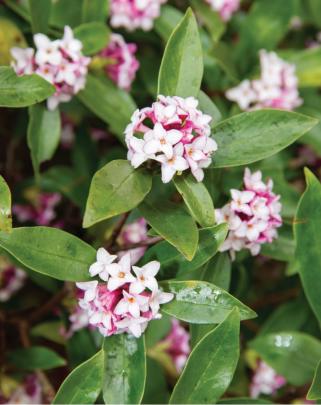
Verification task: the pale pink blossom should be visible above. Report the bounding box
[89,247,117,281]
[117,218,148,264]
[216,168,282,259]
[163,319,190,372]
[110,0,167,31]
[11,26,90,110]
[76,248,174,338]
[0,374,43,404]
[250,361,286,398]
[100,33,139,90]
[13,192,62,227]
[0,265,26,302]
[226,50,302,111]
[126,95,217,183]
[205,0,240,21]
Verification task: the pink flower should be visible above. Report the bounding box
[0,265,26,302]
[100,33,139,90]
[110,0,167,31]
[163,319,190,372]
[125,95,217,183]
[205,0,240,21]
[76,248,174,338]
[11,26,91,110]
[250,361,286,398]
[13,192,62,227]
[216,168,282,259]
[226,50,302,111]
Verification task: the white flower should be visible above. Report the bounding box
[130,261,160,294]
[149,290,174,316]
[107,253,135,291]
[156,143,189,183]
[127,136,150,168]
[114,290,149,318]
[244,168,267,192]
[76,280,98,302]
[230,189,255,216]
[10,47,34,75]
[33,33,62,65]
[225,80,257,110]
[89,248,117,281]
[143,123,182,158]
[116,316,148,338]
[60,26,82,59]
[234,219,267,242]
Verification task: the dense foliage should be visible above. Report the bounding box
[1,0,321,404]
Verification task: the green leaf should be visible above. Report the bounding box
[154,5,183,42]
[218,398,272,404]
[157,8,203,98]
[77,74,136,141]
[102,334,146,404]
[81,0,109,23]
[170,308,240,404]
[211,110,318,168]
[191,0,225,42]
[8,346,66,371]
[28,0,51,34]
[143,224,228,278]
[0,67,55,108]
[249,332,321,386]
[0,227,95,281]
[53,350,104,404]
[139,199,198,261]
[27,104,61,177]
[174,174,215,228]
[306,0,321,29]
[307,359,321,400]
[260,229,295,262]
[198,90,222,125]
[294,168,321,324]
[0,175,12,233]
[83,160,152,228]
[31,321,65,345]
[287,47,321,88]
[74,22,110,55]
[161,280,256,323]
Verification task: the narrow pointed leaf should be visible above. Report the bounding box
[0,227,95,281]
[170,308,240,404]
[307,359,321,400]
[83,160,152,228]
[103,334,146,404]
[160,280,256,323]
[157,8,203,97]
[8,346,66,371]
[28,0,51,34]
[53,351,104,404]
[0,175,12,233]
[74,22,110,55]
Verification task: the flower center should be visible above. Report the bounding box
[160,138,166,145]
[118,271,125,278]
[128,297,135,303]
[140,275,145,281]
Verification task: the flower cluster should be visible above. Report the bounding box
[100,33,139,90]
[0,374,42,404]
[11,26,91,110]
[13,192,62,227]
[117,218,149,264]
[205,0,240,21]
[125,95,217,183]
[76,248,173,338]
[0,265,26,302]
[226,50,302,111]
[110,0,166,31]
[216,168,282,259]
[250,361,286,398]
[163,319,190,372]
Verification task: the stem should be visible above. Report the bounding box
[111,236,163,252]
[106,212,130,249]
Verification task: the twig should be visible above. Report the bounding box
[106,212,130,249]
[111,236,163,252]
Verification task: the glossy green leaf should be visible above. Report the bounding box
[174,174,215,228]
[198,90,222,125]
[8,346,66,370]
[157,8,203,98]
[306,0,321,29]
[261,230,295,262]
[31,321,65,345]
[0,175,12,233]
[307,359,321,400]
[285,47,321,87]
[77,74,136,141]
[102,334,146,404]
[144,224,228,278]
[53,350,104,404]
[28,0,51,34]
[170,308,240,404]
[81,0,109,23]
[250,332,321,385]
[211,110,318,168]
[294,168,321,324]
[161,280,256,323]
[139,199,198,261]
[0,227,95,281]
[83,160,152,228]
[0,67,55,107]
[74,22,110,55]
[27,104,61,177]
